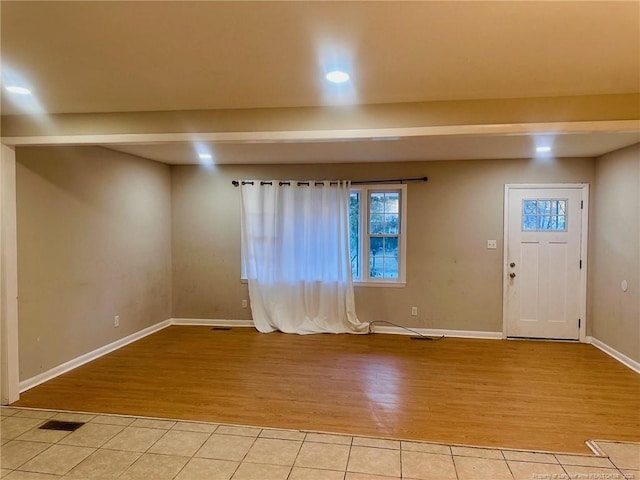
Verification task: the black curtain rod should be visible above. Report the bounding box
[231,177,428,187]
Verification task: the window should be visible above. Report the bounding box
[522,199,567,231]
[350,185,407,285]
[242,183,407,285]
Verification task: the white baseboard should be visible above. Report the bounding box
[586,336,640,374]
[18,318,638,398]
[170,319,502,340]
[19,319,172,393]
[370,324,502,339]
[170,318,254,327]
[17,318,501,393]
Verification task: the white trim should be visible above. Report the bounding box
[0,145,20,404]
[578,185,589,343]
[15,317,507,394]
[504,183,591,190]
[19,320,172,393]
[370,324,502,339]
[24,317,638,399]
[354,282,406,288]
[353,184,407,284]
[2,120,637,147]
[170,318,255,327]
[585,440,607,457]
[502,185,510,340]
[170,319,501,339]
[502,183,589,342]
[17,318,255,395]
[586,336,640,374]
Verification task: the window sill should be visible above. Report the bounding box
[354,281,406,288]
[241,278,405,288]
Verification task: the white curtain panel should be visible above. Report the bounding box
[240,180,368,334]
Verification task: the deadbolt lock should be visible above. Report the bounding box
[510,262,516,268]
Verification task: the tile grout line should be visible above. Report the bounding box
[346,434,353,478]
[3,406,639,480]
[285,432,306,480]
[4,405,622,457]
[234,426,261,479]
[6,437,51,472]
[498,448,515,480]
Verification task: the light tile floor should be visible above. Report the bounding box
[1,406,638,479]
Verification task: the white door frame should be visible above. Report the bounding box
[502,183,589,342]
[1,144,20,404]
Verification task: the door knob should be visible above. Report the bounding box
[510,262,516,268]
[510,272,516,278]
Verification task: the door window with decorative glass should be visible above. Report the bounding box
[522,199,567,231]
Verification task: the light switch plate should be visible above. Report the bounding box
[487,240,497,249]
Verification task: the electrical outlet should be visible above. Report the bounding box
[114,315,120,328]
[241,299,248,308]
[411,306,418,316]
[487,240,497,249]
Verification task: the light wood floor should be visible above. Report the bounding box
[14,326,640,454]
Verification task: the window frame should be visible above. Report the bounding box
[350,184,407,287]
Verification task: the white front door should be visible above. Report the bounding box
[504,186,587,340]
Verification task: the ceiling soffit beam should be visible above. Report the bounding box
[1,93,638,141]
[1,120,639,148]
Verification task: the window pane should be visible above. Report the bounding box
[384,193,399,213]
[384,213,399,234]
[383,236,398,255]
[523,200,537,215]
[537,200,551,215]
[370,193,385,213]
[349,192,360,279]
[557,200,566,215]
[383,257,399,278]
[369,257,382,277]
[523,215,537,230]
[370,236,383,253]
[369,237,384,278]
[370,217,384,234]
[370,191,400,214]
[538,215,551,229]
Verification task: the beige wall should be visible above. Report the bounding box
[17,146,172,380]
[171,158,595,332]
[21,144,631,381]
[590,143,640,362]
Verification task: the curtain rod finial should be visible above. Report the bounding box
[232,180,240,187]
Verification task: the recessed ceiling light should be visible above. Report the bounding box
[5,85,32,95]
[198,153,212,160]
[536,146,552,154]
[325,70,350,84]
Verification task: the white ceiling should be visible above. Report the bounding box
[2,1,639,164]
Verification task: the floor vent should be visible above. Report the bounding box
[212,327,232,331]
[39,420,84,432]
